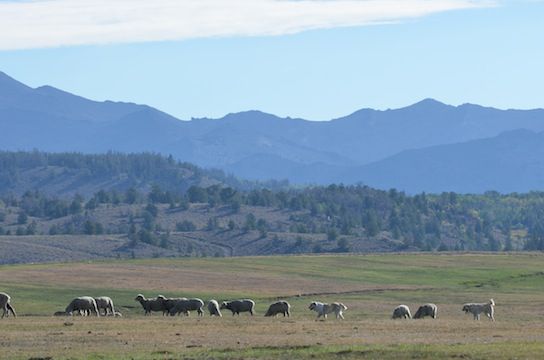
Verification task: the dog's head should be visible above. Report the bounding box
[309,302,317,311]
[489,299,495,306]
[462,304,470,313]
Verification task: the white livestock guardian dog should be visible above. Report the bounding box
[309,301,347,319]
[462,299,495,321]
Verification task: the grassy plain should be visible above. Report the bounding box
[0,253,543,359]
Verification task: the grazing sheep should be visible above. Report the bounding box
[94,296,115,316]
[392,305,412,319]
[163,297,188,315]
[309,301,347,319]
[220,299,255,316]
[207,300,222,317]
[414,303,438,319]
[0,292,16,318]
[462,299,495,321]
[265,301,291,317]
[134,294,168,315]
[169,298,205,316]
[65,296,100,317]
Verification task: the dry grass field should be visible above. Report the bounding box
[1,253,544,359]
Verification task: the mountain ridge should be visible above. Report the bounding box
[2,71,544,193]
[346,129,544,193]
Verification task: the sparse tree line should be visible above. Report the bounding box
[1,183,544,252]
[1,151,541,253]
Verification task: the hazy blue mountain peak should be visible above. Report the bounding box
[222,110,280,121]
[413,98,446,106]
[0,70,32,95]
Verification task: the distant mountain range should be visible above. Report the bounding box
[1,71,544,193]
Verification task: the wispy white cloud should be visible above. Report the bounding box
[0,0,496,50]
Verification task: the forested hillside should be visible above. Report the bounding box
[0,151,287,197]
[2,163,544,263]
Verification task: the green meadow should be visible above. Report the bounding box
[1,253,543,359]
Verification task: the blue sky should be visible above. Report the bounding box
[0,0,542,120]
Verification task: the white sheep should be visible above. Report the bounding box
[134,294,168,315]
[0,292,16,318]
[392,305,412,319]
[207,300,222,317]
[65,296,100,316]
[265,301,291,317]
[94,296,115,316]
[414,303,437,319]
[220,299,255,316]
[169,298,205,316]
